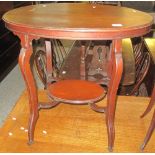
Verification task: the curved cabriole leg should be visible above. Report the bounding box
[19,45,39,145]
[141,84,155,118]
[140,110,155,150]
[106,39,123,152]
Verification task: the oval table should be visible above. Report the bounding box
[3,3,153,151]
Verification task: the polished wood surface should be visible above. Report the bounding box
[3,3,153,39]
[48,80,105,103]
[0,90,155,153]
[2,3,153,151]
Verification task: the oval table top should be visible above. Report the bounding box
[3,3,153,40]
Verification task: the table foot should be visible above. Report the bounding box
[140,143,145,151]
[28,112,39,144]
[27,140,34,145]
[108,146,113,152]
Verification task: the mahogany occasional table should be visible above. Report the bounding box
[3,3,153,151]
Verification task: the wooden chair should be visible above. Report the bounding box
[33,39,68,88]
[129,38,151,96]
[140,38,155,150]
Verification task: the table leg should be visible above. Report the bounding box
[18,44,39,144]
[106,39,123,151]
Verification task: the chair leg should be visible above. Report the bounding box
[140,110,155,150]
[141,84,155,118]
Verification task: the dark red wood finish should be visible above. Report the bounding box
[3,3,153,151]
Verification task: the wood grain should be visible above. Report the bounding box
[3,3,152,30]
[0,90,154,152]
[3,3,153,40]
[48,80,105,103]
